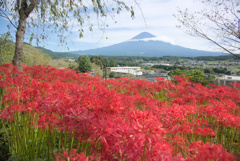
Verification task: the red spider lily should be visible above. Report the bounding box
[0,63,239,160]
[187,142,236,161]
[193,128,215,136]
[38,113,58,131]
[55,149,94,161]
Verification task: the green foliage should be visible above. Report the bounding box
[0,34,15,65]
[0,35,80,69]
[117,61,139,67]
[109,72,117,78]
[90,56,103,67]
[204,68,214,74]
[169,68,186,76]
[78,55,92,72]
[169,69,216,86]
[212,67,231,75]
[68,62,79,70]
[49,59,77,69]
[154,65,187,71]
[89,56,110,68]
[90,55,140,67]
[187,70,209,85]
[102,58,109,68]
[0,35,52,66]
[195,55,239,61]
[0,121,10,161]
[92,63,103,77]
[109,59,117,67]
[102,55,239,62]
[90,56,109,78]
[22,44,52,66]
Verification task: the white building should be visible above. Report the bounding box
[216,75,240,87]
[107,67,143,76]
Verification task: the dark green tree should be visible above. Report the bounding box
[212,68,231,75]
[102,58,109,68]
[109,59,117,67]
[170,69,215,86]
[187,70,212,86]
[169,68,186,77]
[204,68,214,74]
[109,72,117,78]
[90,56,103,67]
[78,55,92,73]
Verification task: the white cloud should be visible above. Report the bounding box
[127,36,176,45]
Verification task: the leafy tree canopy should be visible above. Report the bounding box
[109,72,117,78]
[0,0,137,71]
[78,55,92,72]
[90,56,103,67]
[102,58,109,68]
[109,58,117,67]
[0,0,135,45]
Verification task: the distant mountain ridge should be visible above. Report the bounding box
[71,32,225,57]
[36,46,80,59]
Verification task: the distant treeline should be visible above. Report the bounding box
[153,65,187,71]
[192,55,239,61]
[154,64,232,75]
[93,55,239,62]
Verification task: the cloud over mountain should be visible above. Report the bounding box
[128,32,176,45]
[71,32,225,57]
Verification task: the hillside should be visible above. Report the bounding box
[0,40,52,65]
[36,46,79,59]
[0,40,79,69]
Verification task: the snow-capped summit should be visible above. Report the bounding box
[130,32,156,40]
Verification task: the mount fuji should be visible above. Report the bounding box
[71,32,225,57]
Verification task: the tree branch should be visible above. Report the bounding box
[199,32,240,59]
[176,0,240,59]
[25,0,37,17]
[134,0,147,28]
[0,8,17,29]
[182,18,240,59]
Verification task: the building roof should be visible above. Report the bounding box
[216,75,240,80]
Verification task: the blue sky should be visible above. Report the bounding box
[0,0,216,53]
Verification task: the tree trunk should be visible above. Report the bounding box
[13,16,27,72]
[13,0,36,72]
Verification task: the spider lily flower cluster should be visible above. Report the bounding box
[0,63,239,161]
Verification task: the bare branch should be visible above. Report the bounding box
[133,0,147,28]
[198,30,240,59]
[0,8,17,29]
[25,0,37,17]
[176,0,240,59]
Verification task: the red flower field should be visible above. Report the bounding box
[0,63,239,161]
